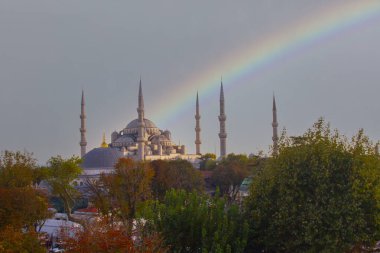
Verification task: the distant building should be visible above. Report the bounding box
[78,80,210,181]
[78,79,279,182]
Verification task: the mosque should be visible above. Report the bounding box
[78,79,279,180]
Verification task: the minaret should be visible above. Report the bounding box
[218,81,227,158]
[195,92,201,155]
[79,90,87,157]
[137,79,146,161]
[272,94,279,156]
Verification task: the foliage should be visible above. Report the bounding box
[146,189,248,253]
[92,158,154,232]
[150,159,204,200]
[0,226,45,253]
[0,188,49,231]
[211,154,249,201]
[49,196,64,213]
[0,151,49,252]
[0,150,37,188]
[59,217,168,253]
[45,156,82,222]
[245,119,380,252]
[199,153,217,171]
[246,154,268,178]
[0,150,51,232]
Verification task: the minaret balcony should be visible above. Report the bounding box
[219,133,227,138]
[218,115,226,121]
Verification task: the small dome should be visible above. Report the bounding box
[163,130,171,140]
[111,131,119,142]
[151,134,172,146]
[82,148,123,169]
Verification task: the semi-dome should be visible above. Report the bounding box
[81,147,123,169]
[113,135,135,147]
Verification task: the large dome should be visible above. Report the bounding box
[126,118,157,129]
[124,118,160,135]
[81,147,123,169]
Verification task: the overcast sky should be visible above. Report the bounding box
[1,0,380,163]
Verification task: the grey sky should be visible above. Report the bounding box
[1,0,379,163]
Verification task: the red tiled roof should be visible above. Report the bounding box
[76,207,98,213]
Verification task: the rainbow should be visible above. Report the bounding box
[150,1,380,127]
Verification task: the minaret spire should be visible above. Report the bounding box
[80,90,87,157]
[137,79,146,160]
[138,77,144,110]
[272,94,279,156]
[218,81,227,158]
[101,132,108,148]
[195,92,201,155]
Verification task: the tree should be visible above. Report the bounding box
[150,159,204,200]
[45,156,82,222]
[0,188,49,231]
[211,154,249,201]
[0,226,45,253]
[0,150,37,188]
[245,119,380,252]
[59,217,167,253]
[199,153,217,171]
[0,150,51,230]
[94,158,154,233]
[146,189,248,253]
[0,150,50,253]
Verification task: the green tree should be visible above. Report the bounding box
[199,153,217,171]
[146,189,248,253]
[246,154,268,178]
[211,154,249,201]
[245,119,380,252]
[150,159,204,200]
[45,155,82,222]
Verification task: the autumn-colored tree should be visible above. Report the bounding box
[245,119,380,252]
[45,156,82,222]
[0,188,49,231]
[0,150,37,188]
[0,226,45,253]
[83,176,110,217]
[93,158,154,232]
[0,150,50,253]
[0,151,50,231]
[150,159,204,200]
[211,154,249,201]
[59,217,167,253]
